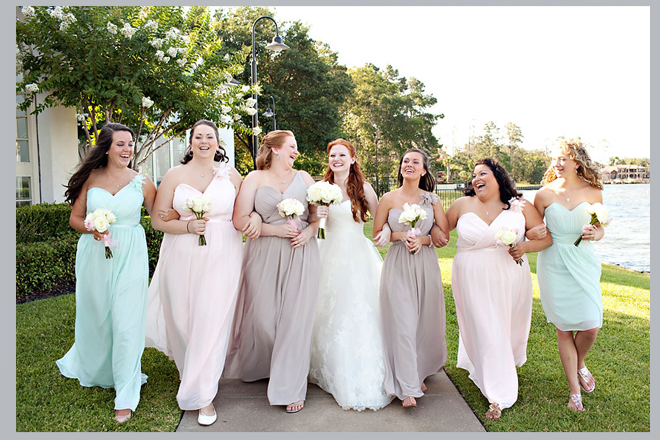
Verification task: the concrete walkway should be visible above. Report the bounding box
[176,370,485,432]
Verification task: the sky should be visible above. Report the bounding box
[267,5,650,163]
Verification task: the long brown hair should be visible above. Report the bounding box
[396,148,436,192]
[542,137,603,189]
[323,139,370,222]
[180,120,228,164]
[64,123,134,204]
[255,130,295,170]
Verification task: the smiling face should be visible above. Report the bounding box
[190,124,219,159]
[471,164,499,198]
[551,147,578,177]
[400,151,426,180]
[107,130,134,168]
[273,136,298,167]
[328,144,355,174]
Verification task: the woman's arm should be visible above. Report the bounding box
[445,197,465,232]
[150,168,200,235]
[509,198,553,260]
[141,175,157,216]
[364,182,391,246]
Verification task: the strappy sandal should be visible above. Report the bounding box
[286,401,304,414]
[568,393,584,412]
[578,365,595,393]
[485,403,501,420]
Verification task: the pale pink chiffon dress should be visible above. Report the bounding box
[145,163,243,411]
[451,204,532,410]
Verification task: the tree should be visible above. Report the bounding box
[214,6,354,174]
[16,6,259,167]
[341,63,443,194]
[503,122,524,181]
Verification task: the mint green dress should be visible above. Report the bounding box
[537,202,603,331]
[57,175,149,411]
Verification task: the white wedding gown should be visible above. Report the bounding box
[308,200,393,411]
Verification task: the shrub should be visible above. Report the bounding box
[16,203,75,244]
[16,204,165,300]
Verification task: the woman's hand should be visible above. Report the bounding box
[315,205,329,219]
[581,224,601,241]
[526,223,547,240]
[430,224,449,248]
[276,221,300,239]
[187,218,208,235]
[290,224,315,249]
[508,242,527,261]
[242,213,262,239]
[158,208,179,222]
[405,234,423,255]
[373,224,391,247]
[91,229,109,241]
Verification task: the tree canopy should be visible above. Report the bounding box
[16,6,259,167]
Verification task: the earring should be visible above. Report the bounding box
[276,154,280,160]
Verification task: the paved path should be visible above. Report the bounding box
[176,370,485,432]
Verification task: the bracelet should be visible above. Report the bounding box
[186,221,191,233]
[428,234,434,248]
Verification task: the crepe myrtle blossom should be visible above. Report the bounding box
[21,6,35,17]
[25,83,39,93]
[143,20,158,32]
[141,96,154,108]
[120,23,136,39]
[50,6,64,20]
[107,22,118,34]
[176,58,187,67]
[150,38,164,48]
[167,47,178,58]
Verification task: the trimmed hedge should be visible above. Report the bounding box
[16,204,164,300]
[16,203,76,243]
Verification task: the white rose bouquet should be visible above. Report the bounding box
[574,203,611,246]
[183,196,212,245]
[306,181,343,239]
[277,198,305,233]
[84,208,117,259]
[495,226,523,265]
[398,203,427,255]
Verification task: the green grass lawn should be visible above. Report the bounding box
[16,224,650,432]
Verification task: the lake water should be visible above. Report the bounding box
[522,184,650,273]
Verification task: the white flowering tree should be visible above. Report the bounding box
[16,5,261,167]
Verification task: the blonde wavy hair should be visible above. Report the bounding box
[255,130,295,170]
[542,137,603,189]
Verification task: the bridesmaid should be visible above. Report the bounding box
[57,123,156,423]
[528,138,605,412]
[446,158,551,420]
[145,120,250,426]
[372,148,449,408]
[224,130,320,414]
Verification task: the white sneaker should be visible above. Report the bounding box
[198,405,217,426]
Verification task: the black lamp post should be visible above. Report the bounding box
[262,95,276,131]
[251,16,288,163]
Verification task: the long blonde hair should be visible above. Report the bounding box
[542,137,603,189]
[255,130,295,170]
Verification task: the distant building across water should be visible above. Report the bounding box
[601,164,650,184]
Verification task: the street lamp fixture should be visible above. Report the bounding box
[251,16,288,164]
[262,95,276,131]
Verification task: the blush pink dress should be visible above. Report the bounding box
[145,163,243,411]
[450,204,532,410]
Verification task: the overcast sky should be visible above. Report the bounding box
[269,5,650,163]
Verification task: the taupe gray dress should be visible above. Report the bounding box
[224,172,320,405]
[380,192,447,401]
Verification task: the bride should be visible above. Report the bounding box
[309,138,394,411]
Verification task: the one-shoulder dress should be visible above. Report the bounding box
[145,163,243,410]
[57,175,149,412]
[379,192,447,401]
[451,205,532,409]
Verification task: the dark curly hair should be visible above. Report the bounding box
[464,158,521,209]
[396,148,436,192]
[180,120,228,164]
[64,123,134,205]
